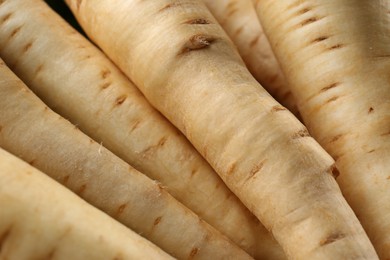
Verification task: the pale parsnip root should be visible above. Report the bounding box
[0,147,173,260]
[67,0,378,259]
[0,0,284,258]
[0,59,252,259]
[202,0,298,116]
[253,0,390,258]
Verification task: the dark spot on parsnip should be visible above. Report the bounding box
[247,161,266,181]
[226,162,236,175]
[330,164,340,179]
[22,42,33,53]
[35,64,44,74]
[320,82,340,92]
[249,34,261,48]
[185,18,210,25]
[271,105,287,112]
[320,233,345,246]
[190,168,198,177]
[179,34,217,55]
[328,44,344,50]
[301,17,319,26]
[100,82,111,90]
[78,184,87,195]
[130,120,141,132]
[368,107,374,113]
[9,26,21,38]
[115,95,127,106]
[0,225,12,251]
[63,175,70,184]
[47,247,57,259]
[117,204,127,215]
[292,128,310,139]
[1,13,12,23]
[153,216,162,226]
[297,7,312,15]
[324,96,340,104]
[100,69,111,79]
[381,130,390,136]
[311,36,329,44]
[329,134,343,143]
[28,159,36,166]
[189,247,199,258]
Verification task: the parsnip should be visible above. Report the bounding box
[0,1,283,258]
[0,147,173,260]
[66,0,378,259]
[202,0,298,116]
[0,59,252,260]
[253,0,390,257]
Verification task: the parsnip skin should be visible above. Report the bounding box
[202,0,298,116]
[67,0,378,259]
[0,1,283,258]
[0,61,252,260]
[253,0,390,257]
[0,147,173,260]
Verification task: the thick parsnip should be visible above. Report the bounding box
[67,0,378,259]
[0,59,251,260]
[253,0,390,257]
[202,0,298,116]
[0,147,173,260]
[0,1,283,258]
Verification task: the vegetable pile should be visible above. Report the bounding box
[0,0,388,259]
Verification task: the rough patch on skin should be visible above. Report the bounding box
[184,18,210,25]
[292,128,310,139]
[179,35,216,55]
[189,247,199,258]
[319,233,345,246]
[329,164,340,179]
[271,105,287,112]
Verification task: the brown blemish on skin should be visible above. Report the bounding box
[117,204,127,215]
[249,34,261,48]
[328,44,344,50]
[9,26,21,38]
[368,107,374,113]
[311,36,329,44]
[23,42,33,53]
[100,69,110,79]
[320,82,340,93]
[158,136,167,146]
[0,225,12,251]
[297,7,311,15]
[1,13,12,23]
[78,184,87,195]
[320,233,345,246]
[247,161,266,181]
[189,247,199,258]
[292,128,310,139]
[63,175,70,184]
[329,134,343,143]
[180,34,216,55]
[100,82,111,90]
[387,176,390,180]
[368,149,375,153]
[324,96,340,104]
[115,95,127,106]
[381,130,390,136]
[153,216,162,226]
[47,247,57,259]
[28,159,36,166]
[330,164,340,179]
[141,137,167,157]
[184,18,210,25]
[190,168,197,177]
[130,120,141,132]
[301,17,319,26]
[271,105,287,112]
[226,162,236,175]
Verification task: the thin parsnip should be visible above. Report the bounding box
[0,1,283,258]
[201,0,298,116]
[67,0,378,259]
[0,59,252,260]
[0,147,173,260]
[253,0,390,257]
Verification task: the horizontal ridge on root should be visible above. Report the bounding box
[179,34,217,55]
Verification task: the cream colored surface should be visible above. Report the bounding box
[202,0,298,116]
[254,0,390,258]
[0,59,251,259]
[66,0,378,258]
[0,1,280,258]
[0,147,173,260]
